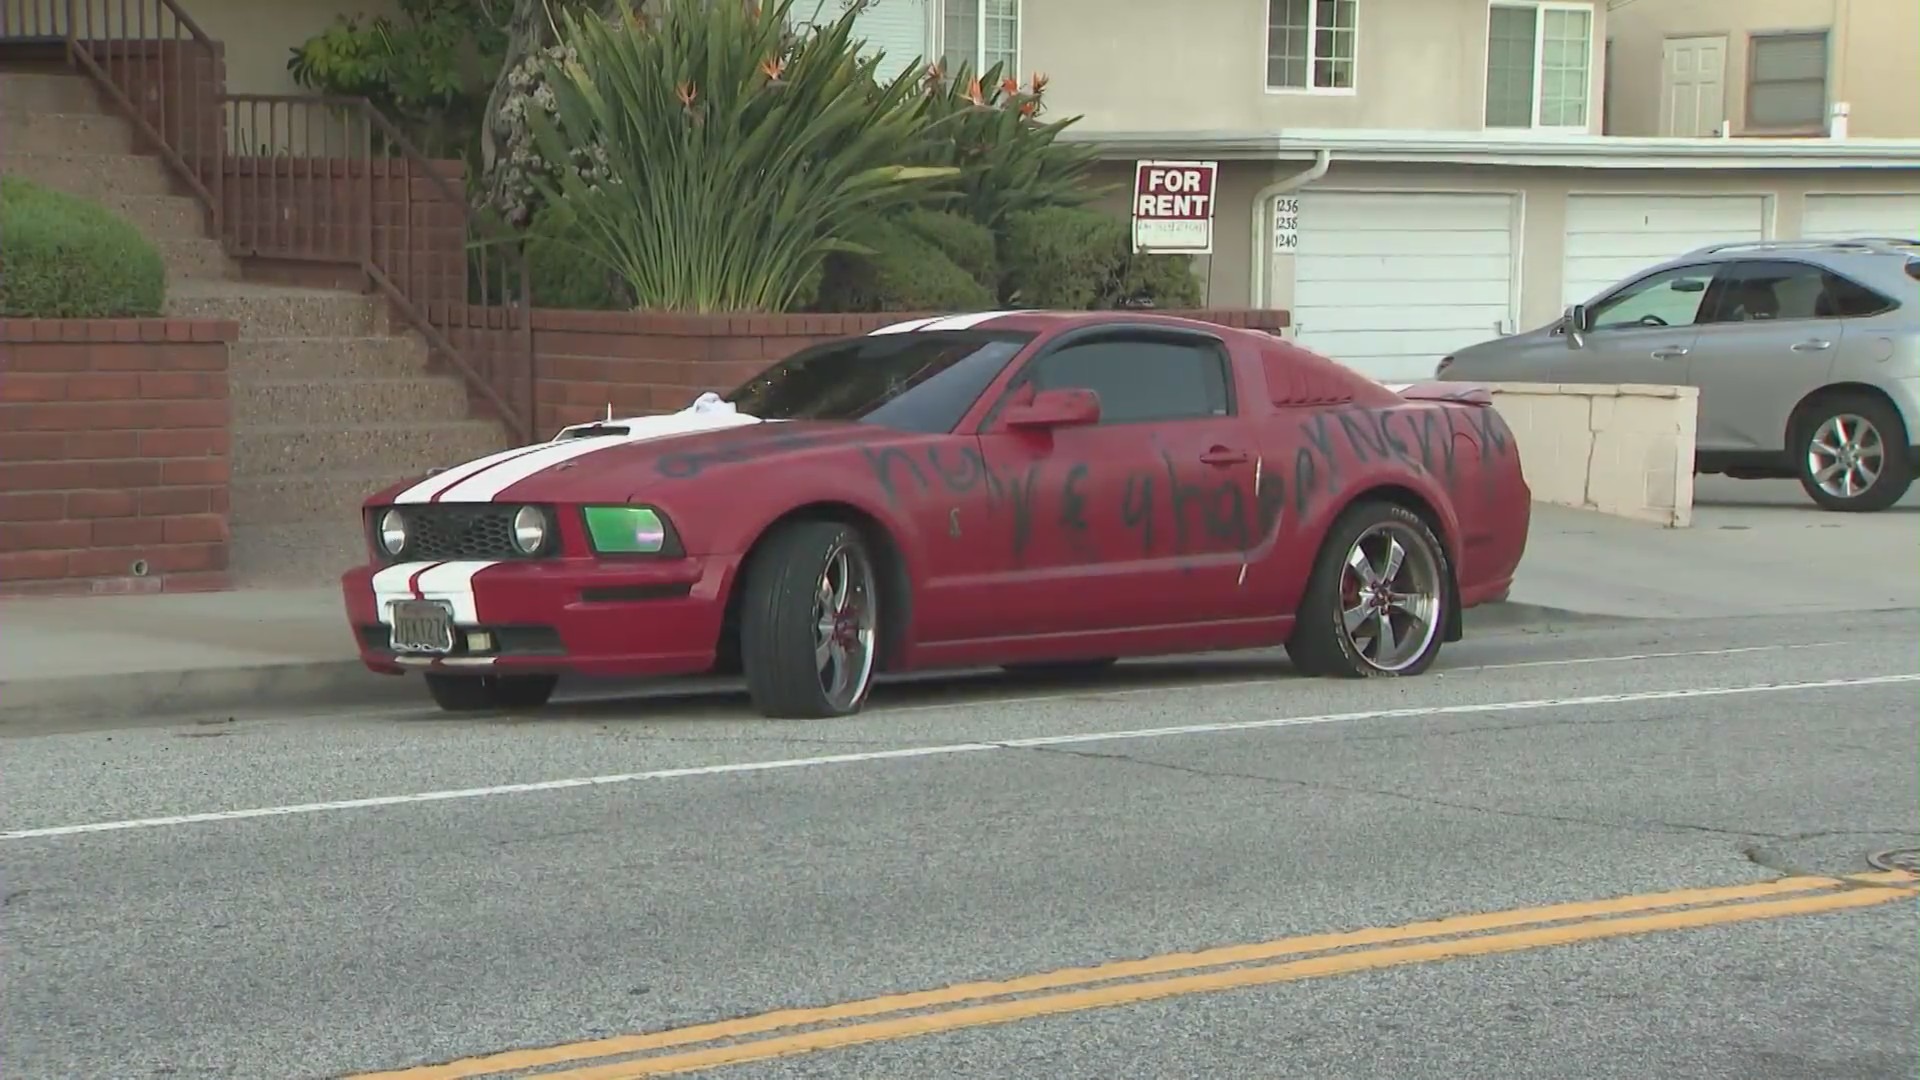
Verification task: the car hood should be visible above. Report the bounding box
[368,412,889,507]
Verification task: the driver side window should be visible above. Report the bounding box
[1588,264,1717,331]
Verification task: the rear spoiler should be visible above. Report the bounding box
[1384,381,1493,407]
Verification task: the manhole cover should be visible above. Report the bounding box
[1866,848,1920,874]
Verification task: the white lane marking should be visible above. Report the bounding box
[873,641,1856,716]
[410,560,497,624]
[869,316,945,335]
[6,672,1914,842]
[919,310,1018,331]
[390,443,553,504]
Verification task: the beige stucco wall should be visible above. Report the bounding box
[188,0,404,98]
[1031,0,1606,136]
[1101,158,1920,320]
[1606,0,1920,138]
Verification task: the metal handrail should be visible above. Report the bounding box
[2,0,535,442]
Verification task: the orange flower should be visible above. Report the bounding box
[964,76,985,105]
[1018,98,1037,117]
[677,81,698,107]
[759,55,785,80]
[1029,71,1050,95]
[999,75,1019,97]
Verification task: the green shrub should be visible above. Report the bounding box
[814,218,993,313]
[522,0,958,313]
[0,175,167,318]
[1001,206,1205,311]
[896,208,997,293]
[524,203,632,310]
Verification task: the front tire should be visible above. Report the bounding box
[1794,393,1913,512]
[424,672,558,712]
[741,520,882,719]
[1286,501,1450,679]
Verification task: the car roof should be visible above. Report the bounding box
[1677,236,1920,264]
[863,309,1276,339]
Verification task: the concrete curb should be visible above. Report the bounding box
[0,601,1626,730]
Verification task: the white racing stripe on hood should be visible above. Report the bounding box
[920,310,1018,330]
[390,443,556,504]
[869,316,945,335]
[425,407,766,503]
[370,561,492,626]
[1384,383,1413,394]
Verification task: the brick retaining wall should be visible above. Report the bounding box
[0,319,238,596]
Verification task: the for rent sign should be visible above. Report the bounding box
[1131,160,1218,254]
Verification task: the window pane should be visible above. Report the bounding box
[1752,34,1827,81]
[982,0,1017,75]
[1031,340,1233,424]
[943,0,979,73]
[1484,6,1537,127]
[1590,266,1714,330]
[1539,7,1590,127]
[1267,0,1311,86]
[1820,271,1895,318]
[1703,260,1826,323]
[1749,80,1826,126]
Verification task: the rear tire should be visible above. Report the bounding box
[740,520,882,719]
[1001,658,1119,677]
[1286,501,1451,679]
[1793,392,1913,512]
[424,672,558,712]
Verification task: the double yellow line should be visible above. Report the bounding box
[353,871,1916,1079]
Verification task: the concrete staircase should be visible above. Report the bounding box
[0,70,512,586]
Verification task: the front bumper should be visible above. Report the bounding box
[341,553,738,678]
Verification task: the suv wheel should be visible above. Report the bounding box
[1794,393,1914,512]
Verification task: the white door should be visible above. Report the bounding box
[1660,35,1727,137]
[1800,193,1920,240]
[1562,193,1767,306]
[1288,191,1518,383]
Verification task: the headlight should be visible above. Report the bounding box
[511,505,549,554]
[583,505,674,554]
[378,509,408,555]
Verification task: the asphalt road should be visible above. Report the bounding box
[4,610,1918,1080]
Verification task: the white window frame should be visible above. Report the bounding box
[1483,0,1596,133]
[1263,0,1360,96]
[939,0,1020,79]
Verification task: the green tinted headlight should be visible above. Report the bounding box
[583,505,672,554]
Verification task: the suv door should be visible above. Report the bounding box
[971,327,1258,639]
[1550,262,1720,385]
[1683,258,1852,453]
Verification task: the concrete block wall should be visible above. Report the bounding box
[1485,382,1700,528]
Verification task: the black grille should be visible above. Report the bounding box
[388,505,534,562]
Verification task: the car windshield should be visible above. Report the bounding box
[725,330,1032,434]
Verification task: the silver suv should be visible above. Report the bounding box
[1437,237,1920,512]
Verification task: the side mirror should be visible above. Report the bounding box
[1563,303,1590,348]
[1003,388,1101,431]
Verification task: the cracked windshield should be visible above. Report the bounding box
[3,0,1917,1077]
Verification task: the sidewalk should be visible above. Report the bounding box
[3,484,1914,725]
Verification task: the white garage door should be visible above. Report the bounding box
[1289,191,1518,383]
[1562,194,1767,306]
[1801,193,1920,241]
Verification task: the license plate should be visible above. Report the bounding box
[390,599,455,654]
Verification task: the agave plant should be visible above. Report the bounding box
[521,0,959,312]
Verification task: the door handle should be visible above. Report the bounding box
[1199,446,1251,467]
[1650,346,1690,360]
[1790,339,1833,352]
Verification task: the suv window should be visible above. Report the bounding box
[1026,336,1234,424]
[1588,264,1716,330]
[1702,258,1897,322]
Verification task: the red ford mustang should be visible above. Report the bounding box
[342,310,1531,718]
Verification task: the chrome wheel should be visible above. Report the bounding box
[1807,413,1885,500]
[812,539,877,713]
[1337,522,1442,673]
